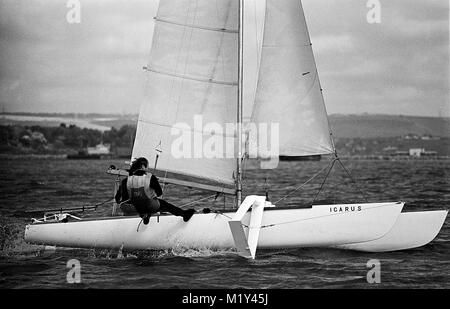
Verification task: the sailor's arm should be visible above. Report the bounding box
[150,175,163,197]
[115,178,129,203]
[114,188,121,203]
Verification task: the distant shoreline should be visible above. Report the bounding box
[338,155,450,161]
[1,112,449,120]
[0,114,112,132]
[0,112,138,118]
[0,154,68,160]
[0,153,449,161]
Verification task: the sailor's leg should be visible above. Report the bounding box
[130,202,152,225]
[158,199,184,216]
[158,199,195,222]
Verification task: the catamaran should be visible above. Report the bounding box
[24,0,447,259]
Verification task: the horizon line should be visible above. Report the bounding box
[0,111,449,119]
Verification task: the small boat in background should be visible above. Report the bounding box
[66,151,101,160]
[279,155,321,161]
[67,143,112,160]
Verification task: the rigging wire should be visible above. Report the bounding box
[27,197,116,215]
[161,169,169,195]
[310,158,337,205]
[177,193,218,208]
[264,176,270,201]
[271,155,370,207]
[273,158,337,205]
[336,158,369,203]
[82,197,115,209]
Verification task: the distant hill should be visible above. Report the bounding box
[1,113,449,139]
[329,114,450,139]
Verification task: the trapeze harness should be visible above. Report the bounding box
[126,173,160,214]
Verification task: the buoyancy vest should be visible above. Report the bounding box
[127,174,160,214]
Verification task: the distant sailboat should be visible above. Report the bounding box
[25,0,447,259]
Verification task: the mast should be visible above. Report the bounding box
[236,0,244,207]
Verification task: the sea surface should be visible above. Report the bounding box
[0,158,449,289]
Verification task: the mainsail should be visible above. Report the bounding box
[250,0,335,157]
[132,0,239,185]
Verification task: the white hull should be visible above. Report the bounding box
[24,201,447,255]
[333,210,448,252]
[24,202,401,249]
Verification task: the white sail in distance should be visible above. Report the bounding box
[250,0,335,157]
[132,0,239,185]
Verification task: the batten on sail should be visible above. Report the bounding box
[250,0,335,158]
[133,0,240,187]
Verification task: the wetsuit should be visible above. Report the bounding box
[115,171,188,218]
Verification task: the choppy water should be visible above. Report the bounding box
[0,158,449,289]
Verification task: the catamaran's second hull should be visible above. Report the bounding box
[25,202,414,252]
[333,210,448,252]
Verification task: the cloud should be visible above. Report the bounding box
[303,0,449,117]
[0,0,157,113]
[0,0,448,117]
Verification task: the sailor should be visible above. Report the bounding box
[115,157,195,225]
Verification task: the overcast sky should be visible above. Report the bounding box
[0,0,448,117]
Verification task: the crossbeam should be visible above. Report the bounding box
[26,205,97,214]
